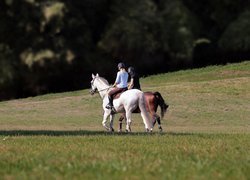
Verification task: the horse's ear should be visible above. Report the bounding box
[96,73,99,77]
[92,74,95,79]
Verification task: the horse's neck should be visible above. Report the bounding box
[97,80,109,99]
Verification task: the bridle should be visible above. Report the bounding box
[90,77,112,95]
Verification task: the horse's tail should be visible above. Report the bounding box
[154,92,169,118]
[139,92,153,130]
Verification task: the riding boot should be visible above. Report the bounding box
[105,96,113,109]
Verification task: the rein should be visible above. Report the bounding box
[97,86,112,93]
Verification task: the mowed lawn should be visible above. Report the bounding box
[0,61,249,179]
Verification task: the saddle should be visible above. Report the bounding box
[113,88,127,99]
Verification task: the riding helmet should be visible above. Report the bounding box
[128,66,135,74]
[117,62,125,69]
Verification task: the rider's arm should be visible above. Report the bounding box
[128,78,134,89]
[113,72,121,87]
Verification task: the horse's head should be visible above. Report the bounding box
[90,73,99,95]
[90,73,110,96]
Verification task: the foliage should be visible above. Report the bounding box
[219,10,250,51]
[159,0,200,64]
[0,0,250,100]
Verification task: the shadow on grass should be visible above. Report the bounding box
[0,130,198,136]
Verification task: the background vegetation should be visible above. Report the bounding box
[1,0,250,100]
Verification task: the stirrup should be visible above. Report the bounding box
[105,104,112,109]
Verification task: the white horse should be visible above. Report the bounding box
[90,73,153,132]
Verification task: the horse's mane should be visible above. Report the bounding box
[98,77,109,86]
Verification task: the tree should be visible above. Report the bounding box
[159,0,201,67]
[219,10,250,52]
[97,0,163,73]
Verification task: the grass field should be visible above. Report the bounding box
[0,61,249,179]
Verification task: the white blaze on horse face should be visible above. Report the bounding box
[90,79,95,91]
[90,74,98,93]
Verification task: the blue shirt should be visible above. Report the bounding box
[115,71,128,88]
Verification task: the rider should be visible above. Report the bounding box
[128,66,141,90]
[106,62,129,110]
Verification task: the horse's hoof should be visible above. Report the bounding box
[109,128,114,132]
[159,127,163,132]
[125,128,131,133]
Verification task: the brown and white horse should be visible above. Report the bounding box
[118,91,169,132]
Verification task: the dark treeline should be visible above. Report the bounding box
[0,0,250,100]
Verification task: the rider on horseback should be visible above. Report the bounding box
[128,66,141,90]
[106,62,128,111]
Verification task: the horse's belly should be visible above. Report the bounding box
[132,107,141,113]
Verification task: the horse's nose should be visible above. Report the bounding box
[89,89,95,95]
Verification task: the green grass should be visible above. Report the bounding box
[142,61,250,86]
[0,133,249,179]
[0,61,250,179]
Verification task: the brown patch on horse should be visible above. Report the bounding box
[144,92,157,113]
[129,92,156,113]
[131,91,167,116]
[131,92,154,113]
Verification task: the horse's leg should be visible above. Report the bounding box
[102,112,110,131]
[109,114,115,132]
[118,113,125,132]
[152,114,157,127]
[154,114,162,132]
[125,111,132,132]
[138,94,153,132]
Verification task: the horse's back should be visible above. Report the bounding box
[117,89,143,106]
[121,89,143,96]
